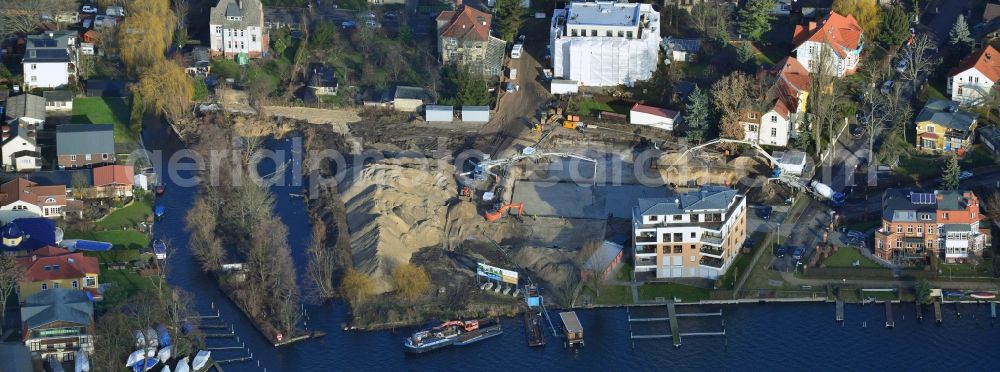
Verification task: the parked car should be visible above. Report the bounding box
[896,58,908,73]
[850,124,862,138]
[776,247,787,258]
[340,21,356,28]
[504,82,519,92]
[846,230,866,241]
[81,5,98,13]
[880,80,894,94]
[756,206,772,220]
[792,247,805,260]
[960,171,974,180]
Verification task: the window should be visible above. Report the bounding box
[690,232,696,238]
[571,30,578,37]
[102,153,109,160]
[31,64,37,69]
[917,226,923,233]
[749,112,757,119]
[70,155,77,161]
[648,215,658,222]
[44,197,55,203]
[53,282,60,289]
[618,31,624,37]
[591,30,597,36]
[896,225,902,233]
[627,31,633,38]
[690,255,696,262]
[943,213,949,219]
[672,215,682,221]
[771,128,777,136]
[896,240,902,248]
[975,77,980,83]
[606,31,612,37]
[673,233,682,242]
[748,125,758,132]
[84,277,96,287]
[771,115,777,123]
[673,246,682,253]
[690,245,696,250]
[31,76,37,82]
[41,283,48,290]
[85,154,91,161]
[926,125,935,134]
[12,205,26,211]
[808,45,815,54]
[72,280,78,288]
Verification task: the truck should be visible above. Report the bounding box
[809,180,846,206]
[550,79,579,95]
[509,68,518,81]
[511,44,523,59]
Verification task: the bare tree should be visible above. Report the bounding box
[186,197,225,272]
[899,33,940,94]
[0,253,25,333]
[0,0,75,37]
[306,222,337,300]
[859,62,893,173]
[688,1,731,41]
[807,47,842,161]
[711,71,754,143]
[172,0,189,30]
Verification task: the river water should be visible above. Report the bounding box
[141,122,1000,371]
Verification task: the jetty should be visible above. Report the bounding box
[884,302,894,328]
[627,302,724,347]
[934,301,943,323]
[992,302,997,319]
[836,300,844,322]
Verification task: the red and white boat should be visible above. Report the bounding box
[970,292,996,299]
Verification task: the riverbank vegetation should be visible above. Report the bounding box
[185,119,302,341]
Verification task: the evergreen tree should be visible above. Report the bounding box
[738,0,776,42]
[495,0,526,42]
[877,6,910,47]
[941,154,961,190]
[735,42,757,72]
[949,14,972,49]
[684,85,711,143]
[793,117,814,151]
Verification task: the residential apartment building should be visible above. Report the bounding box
[0,178,67,223]
[209,0,267,58]
[55,125,115,169]
[436,5,506,77]
[22,31,78,89]
[550,1,662,87]
[946,45,1000,106]
[633,186,747,279]
[20,288,95,362]
[915,99,978,153]
[874,190,990,263]
[792,12,864,77]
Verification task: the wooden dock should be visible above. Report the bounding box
[884,302,894,328]
[992,302,997,319]
[934,301,943,324]
[524,310,546,347]
[667,302,681,347]
[835,300,844,322]
[915,302,923,321]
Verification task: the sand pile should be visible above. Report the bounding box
[513,247,581,306]
[340,158,456,293]
[658,153,768,186]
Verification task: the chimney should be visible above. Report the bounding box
[32,255,37,262]
[238,0,243,9]
[808,21,817,32]
[455,0,462,7]
[988,52,992,61]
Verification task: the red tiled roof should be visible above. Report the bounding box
[774,56,810,92]
[794,12,864,58]
[438,5,493,42]
[631,103,680,119]
[948,45,1000,82]
[920,132,940,139]
[16,246,99,282]
[93,164,133,187]
[0,178,66,208]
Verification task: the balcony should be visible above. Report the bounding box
[700,245,724,258]
[699,256,724,269]
[635,245,656,255]
[635,257,656,267]
[700,233,724,247]
[635,233,657,244]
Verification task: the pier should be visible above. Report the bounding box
[934,301,943,323]
[884,302,894,328]
[627,302,725,347]
[992,302,996,319]
[836,300,844,322]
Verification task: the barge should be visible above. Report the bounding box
[404,319,502,354]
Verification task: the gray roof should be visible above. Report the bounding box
[26,170,92,188]
[20,288,93,329]
[943,223,971,233]
[0,343,32,372]
[210,0,263,29]
[188,46,211,68]
[23,48,70,63]
[56,125,115,155]
[584,240,624,271]
[5,94,46,122]
[43,90,73,103]
[935,190,968,211]
[638,185,737,215]
[308,63,337,88]
[882,189,937,221]
[3,119,38,147]
[980,125,1000,146]
[777,150,806,166]
[664,38,702,53]
[916,99,978,131]
[425,105,454,112]
[24,31,74,63]
[394,86,428,101]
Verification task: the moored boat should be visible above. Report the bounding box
[971,292,996,299]
[404,319,502,354]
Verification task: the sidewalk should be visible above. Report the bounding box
[778,271,1000,291]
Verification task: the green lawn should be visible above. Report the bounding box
[65,230,148,250]
[100,268,158,298]
[939,261,994,278]
[825,247,881,268]
[860,290,898,301]
[681,62,712,78]
[896,155,943,179]
[923,81,948,101]
[580,285,633,305]
[960,145,999,169]
[637,283,710,303]
[616,262,634,281]
[570,97,630,117]
[718,232,766,289]
[71,97,134,144]
[96,198,152,230]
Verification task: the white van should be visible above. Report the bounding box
[511,43,523,59]
[509,68,518,81]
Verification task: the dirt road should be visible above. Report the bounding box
[261,106,361,133]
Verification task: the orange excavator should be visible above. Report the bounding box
[484,202,524,222]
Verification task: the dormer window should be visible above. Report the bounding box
[44,197,56,203]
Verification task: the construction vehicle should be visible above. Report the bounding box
[562,120,586,129]
[484,202,525,221]
[459,186,473,199]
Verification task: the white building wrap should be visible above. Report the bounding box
[550,2,661,87]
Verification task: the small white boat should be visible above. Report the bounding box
[126,350,144,368]
[157,345,173,363]
[174,357,190,372]
[192,350,211,370]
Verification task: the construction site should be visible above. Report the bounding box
[320,94,844,325]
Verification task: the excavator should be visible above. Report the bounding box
[484,202,525,222]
